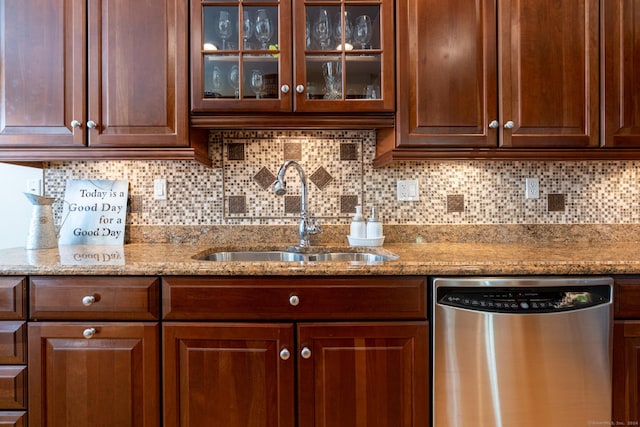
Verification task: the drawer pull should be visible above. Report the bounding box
[279,348,291,361]
[82,328,96,339]
[289,295,300,306]
[82,295,96,306]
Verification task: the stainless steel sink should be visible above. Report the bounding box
[194,249,397,263]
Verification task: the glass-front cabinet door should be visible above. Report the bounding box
[293,0,394,112]
[191,0,393,113]
[191,0,292,112]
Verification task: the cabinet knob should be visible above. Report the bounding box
[295,84,305,94]
[70,120,82,129]
[279,348,291,360]
[504,121,515,129]
[289,295,300,306]
[488,120,499,129]
[82,295,96,306]
[300,347,311,359]
[83,328,96,339]
[281,84,290,94]
[87,120,97,129]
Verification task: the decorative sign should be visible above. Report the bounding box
[58,179,128,245]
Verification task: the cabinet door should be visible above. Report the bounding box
[87,0,188,147]
[190,0,293,113]
[395,0,498,148]
[602,0,640,147]
[293,0,395,113]
[163,322,295,427]
[298,321,429,427]
[0,0,85,148]
[28,322,159,427]
[613,321,640,426]
[499,0,599,148]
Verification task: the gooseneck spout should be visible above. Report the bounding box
[274,160,322,247]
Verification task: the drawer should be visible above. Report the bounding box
[0,323,25,365]
[0,367,26,410]
[163,276,427,320]
[615,276,640,318]
[0,411,26,427]
[0,411,27,427]
[0,279,26,320]
[30,276,160,320]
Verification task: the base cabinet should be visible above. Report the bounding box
[163,321,428,427]
[613,276,640,425]
[28,322,159,427]
[162,275,429,427]
[27,276,161,427]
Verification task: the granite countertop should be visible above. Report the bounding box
[1,240,640,276]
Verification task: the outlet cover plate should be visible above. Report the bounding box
[397,180,419,201]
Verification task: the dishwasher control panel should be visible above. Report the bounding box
[437,285,611,313]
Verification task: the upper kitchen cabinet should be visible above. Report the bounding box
[602,0,640,148]
[190,0,395,128]
[0,0,209,164]
[375,0,602,165]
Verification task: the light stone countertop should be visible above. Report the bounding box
[1,241,640,276]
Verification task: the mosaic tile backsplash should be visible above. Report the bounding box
[43,130,640,226]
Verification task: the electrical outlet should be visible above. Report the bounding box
[525,178,539,199]
[397,180,419,201]
[26,178,42,195]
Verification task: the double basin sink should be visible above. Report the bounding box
[193,247,398,263]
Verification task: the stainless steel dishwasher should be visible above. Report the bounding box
[433,276,613,427]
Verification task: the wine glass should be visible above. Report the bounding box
[313,8,332,50]
[217,10,233,50]
[322,61,342,99]
[212,65,222,96]
[354,15,372,50]
[255,9,273,50]
[228,65,240,98]
[334,11,353,49]
[250,69,265,99]
[242,10,254,49]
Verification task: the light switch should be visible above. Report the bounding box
[154,178,167,200]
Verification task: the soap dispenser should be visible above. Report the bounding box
[366,206,383,238]
[350,205,366,238]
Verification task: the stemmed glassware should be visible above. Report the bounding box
[250,69,265,99]
[334,11,353,49]
[255,9,273,50]
[212,66,222,96]
[217,10,233,50]
[242,10,254,49]
[313,9,332,50]
[354,15,372,50]
[228,65,240,98]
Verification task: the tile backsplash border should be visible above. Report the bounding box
[42,130,640,228]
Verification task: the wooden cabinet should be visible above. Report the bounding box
[375,0,623,165]
[602,0,640,147]
[189,0,395,129]
[0,278,27,427]
[162,276,429,427]
[163,322,295,427]
[0,0,208,164]
[613,276,640,425]
[27,276,161,427]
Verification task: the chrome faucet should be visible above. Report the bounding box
[274,160,322,247]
